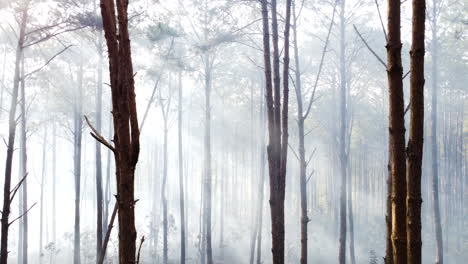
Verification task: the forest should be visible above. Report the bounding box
[0,0,466,263]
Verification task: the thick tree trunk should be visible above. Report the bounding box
[177,71,186,264]
[406,0,425,263]
[386,0,407,263]
[73,60,84,264]
[385,146,393,264]
[256,85,266,264]
[338,1,347,263]
[100,1,141,263]
[0,4,28,262]
[430,1,443,263]
[95,29,104,264]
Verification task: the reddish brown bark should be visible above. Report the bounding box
[386,0,407,263]
[406,0,425,263]
[99,0,140,263]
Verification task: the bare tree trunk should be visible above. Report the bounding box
[73,60,84,264]
[338,1,347,263]
[0,3,27,261]
[52,122,57,263]
[347,165,355,264]
[260,0,292,263]
[292,3,309,263]
[430,1,443,263]
[385,146,393,264]
[19,51,28,264]
[203,52,213,264]
[406,0,425,262]
[386,0,407,263]
[100,0,141,263]
[256,85,266,264]
[39,127,48,263]
[177,71,186,264]
[95,29,104,264]
[162,123,168,264]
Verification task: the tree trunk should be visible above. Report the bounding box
[292,2,309,263]
[406,0,425,262]
[177,70,186,264]
[338,1,347,263]
[203,52,213,264]
[386,0,407,263]
[39,127,48,263]
[162,121,168,264]
[430,1,443,263]
[100,0,141,263]
[256,84,266,264]
[52,122,57,263]
[73,60,84,264]
[385,145,393,264]
[19,50,28,264]
[95,29,104,264]
[0,3,28,262]
[260,0,292,263]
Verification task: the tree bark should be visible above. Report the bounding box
[0,2,28,262]
[386,0,407,263]
[406,0,425,262]
[99,0,141,263]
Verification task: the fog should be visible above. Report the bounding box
[0,0,466,263]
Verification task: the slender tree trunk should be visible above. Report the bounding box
[19,51,28,264]
[203,53,213,264]
[430,1,443,263]
[73,60,84,264]
[52,122,57,263]
[256,85,266,264]
[39,127,48,263]
[407,0,425,262]
[177,71,186,264]
[338,1,347,263]
[387,0,407,263]
[162,124,168,264]
[95,29,104,264]
[347,165,355,264]
[292,2,309,263]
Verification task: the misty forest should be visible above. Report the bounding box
[0,0,466,263]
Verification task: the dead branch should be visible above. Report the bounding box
[10,173,28,203]
[9,202,37,226]
[353,25,387,68]
[84,115,115,153]
[98,202,118,264]
[23,45,72,79]
[136,236,145,264]
[303,0,338,120]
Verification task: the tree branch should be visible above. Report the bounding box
[98,202,118,264]
[84,115,115,152]
[353,25,387,68]
[23,45,72,80]
[136,236,145,264]
[10,173,28,203]
[9,202,37,226]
